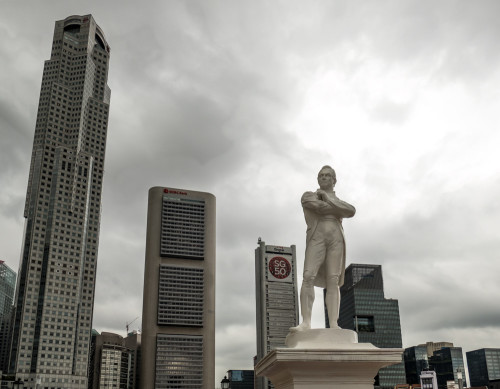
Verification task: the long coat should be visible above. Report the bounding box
[301,190,355,288]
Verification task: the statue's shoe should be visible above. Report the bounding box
[289,322,311,333]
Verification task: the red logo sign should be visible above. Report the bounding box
[268,257,291,279]
[164,188,187,195]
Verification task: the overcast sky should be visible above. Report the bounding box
[1,1,500,386]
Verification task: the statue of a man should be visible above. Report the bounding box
[290,165,356,332]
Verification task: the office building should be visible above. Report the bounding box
[428,347,466,388]
[337,264,406,389]
[141,187,215,388]
[223,370,254,389]
[467,348,500,387]
[255,241,298,389]
[0,262,16,322]
[490,378,500,389]
[8,14,110,388]
[404,345,430,385]
[0,261,16,372]
[88,331,141,389]
[419,341,454,358]
[123,331,141,389]
[420,370,438,389]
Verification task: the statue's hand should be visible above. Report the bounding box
[316,190,326,200]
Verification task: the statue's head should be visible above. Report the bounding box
[317,165,337,189]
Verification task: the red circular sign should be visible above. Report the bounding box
[268,257,291,279]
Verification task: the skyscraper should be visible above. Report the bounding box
[337,264,406,389]
[141,187,215,388]
[0,261,16,372]
[403,345,429,385]
[8,15,110,388]
[467,348,500,387]
[255,241,298,389]
[429,347,467,388]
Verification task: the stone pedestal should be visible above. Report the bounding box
[255,329,403,389]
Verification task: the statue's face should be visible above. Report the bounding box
[318,169,335,190]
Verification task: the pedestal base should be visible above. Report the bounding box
[256,329,403,389]
[285,328,363,349]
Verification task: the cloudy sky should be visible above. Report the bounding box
[2,0,500,385]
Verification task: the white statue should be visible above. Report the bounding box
[290,165,356,332]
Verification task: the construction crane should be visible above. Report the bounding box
[126,316,139,335]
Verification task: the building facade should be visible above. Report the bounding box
[0,261,16,372]
[8,14,110,388]
[428,347,467,388]
[420,370,438,389]
[255,241,298,389]
[88,331,141,389]
[467,348,500,387]
[404,345,430,385]
[419,341,454,358]
[123,332,141,389]
[337,264,406,389]
[141,187,215,388]
[226,370,254,389]
[489,378,500,389]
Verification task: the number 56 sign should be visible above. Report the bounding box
[268,256,292,281]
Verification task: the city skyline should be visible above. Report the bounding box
[2,2,500,386]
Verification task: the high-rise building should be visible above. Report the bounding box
[466,348,500,387]
[88,331,141,389]
[337,263,406,389]
[255,241,298,389]
[0,261,16,372]
[404,345,429,385]
[141,187,215,389]
[428,347,467,388]
[8,14,111,388]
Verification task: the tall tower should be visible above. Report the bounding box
[141,187,216,389]
[9,15,110,388]
[337,264,406,389]
[255,241,298,389]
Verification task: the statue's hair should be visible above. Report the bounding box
[318,165,337,184]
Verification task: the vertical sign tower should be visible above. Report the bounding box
[255,241,298,389]
[141,187,215,389]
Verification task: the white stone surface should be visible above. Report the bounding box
[255,346,403,389]
[292,166,356,332]
[285,328,367,349]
